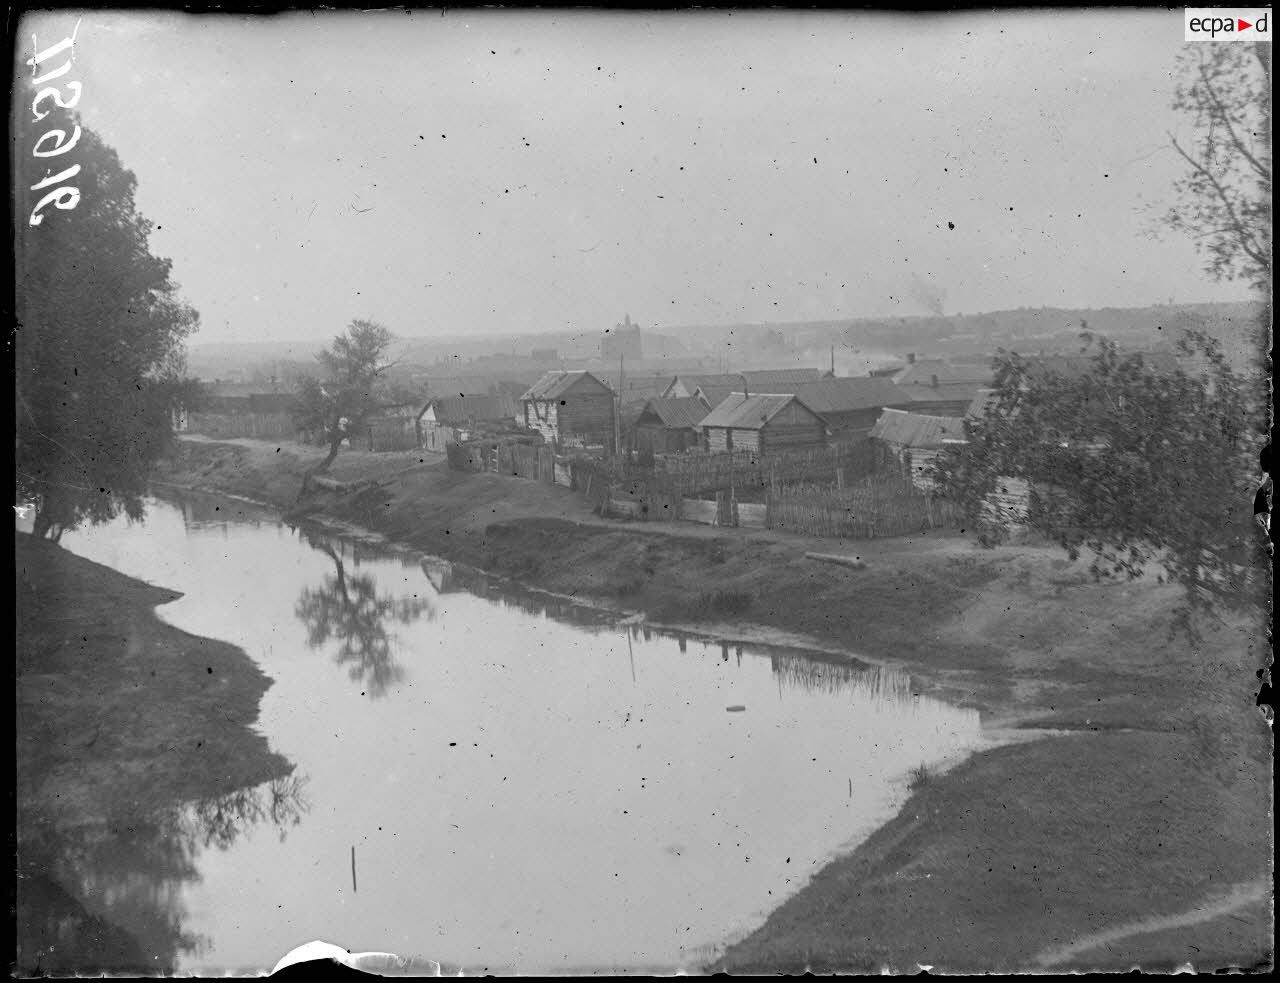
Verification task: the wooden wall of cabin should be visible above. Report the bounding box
[559,393,615,447]
[822,407,884,443]
[634,425,697,455]
[758,401,827,454]
[524,400,560,445]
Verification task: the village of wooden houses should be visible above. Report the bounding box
[176,313,1080,540]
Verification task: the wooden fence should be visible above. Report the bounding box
[187,412,296,440]
[766,474,963,538]
[632,473,961,539]
[446,435,950,539]
[366,427,420,452]
[643,441,893,498]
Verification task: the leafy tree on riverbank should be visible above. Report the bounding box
[15,103,200,541]
[932,333,1267,634]
[292,319,396,493]
[935,43,1271,634]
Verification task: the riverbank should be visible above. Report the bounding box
[153,436,1272,971]
[15,531,293,974]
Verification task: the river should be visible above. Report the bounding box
[27,491,991,974]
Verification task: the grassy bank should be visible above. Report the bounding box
[15,532,292,974]
[153,436,1273,972]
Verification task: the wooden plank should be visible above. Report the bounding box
[805,552,867,570]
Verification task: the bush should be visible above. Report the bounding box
[907,764,931,790]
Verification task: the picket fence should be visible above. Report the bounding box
[446,437,954,540]
[641,441,893,498]
[187,412,296,439]
[766,475,963,539]
[366,428,420,452]
[446,439,556,481]
[623,474,958,539]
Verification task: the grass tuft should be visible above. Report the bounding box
[907,763,931,791]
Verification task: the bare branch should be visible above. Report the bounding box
[1195,61,1271,182]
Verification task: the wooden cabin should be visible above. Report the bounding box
[869,408,967,490]
[417,394,520,452]
[631,397,710,454]
[699,393,828,455]
[664,369,824,407]
[519,370,616,450]
[791,377,917,443]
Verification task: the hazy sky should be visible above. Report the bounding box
[17,8,1255,345]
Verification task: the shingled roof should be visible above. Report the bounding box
[892,360,994,387]
[667,368,824,401]
[520,370,613,402]
[700,393,827,431]
[870,408,967,448]
[419,394,518,425]
[636,397,710,429]
[792,377,909,414]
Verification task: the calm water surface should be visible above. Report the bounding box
[37,493,988,974]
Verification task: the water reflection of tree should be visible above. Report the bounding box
[294,534,435,697]
[16,776,310,975]
[183,774,311,850]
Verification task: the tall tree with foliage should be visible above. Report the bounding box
[933,334,1266,632]
[1164,41,1272,289]
[15,93,200,540]
[292,319,396,490]
[934,41,1272,633]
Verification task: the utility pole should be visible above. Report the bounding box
[614,352,624,458]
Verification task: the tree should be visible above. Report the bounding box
[932,333,1267,634]
[292,319,396,491]
[1163,42,1272,289]
[15,102,200,541]
[293,529,434,697]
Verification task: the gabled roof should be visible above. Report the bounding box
[422,376,499,396]
[521,370,613,401]
[700,392,826,431]
[965,388,1001,420]
[635,397,710,430]
[419,394,518,425]
[792,377,909,414]
[870,408,967,448]
[892,360,994,386]
[894,381,989,407]
[740,368,825,388]
[667,368,824,399]
[605,374,675,396]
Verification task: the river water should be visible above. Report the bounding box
[29,492,990,974]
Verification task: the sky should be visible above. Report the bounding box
[15,8,1259,345]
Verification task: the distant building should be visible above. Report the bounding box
[663,369,824,407]
[601,314,643,360]
[199,382,295,415]
[531,348,559,363]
